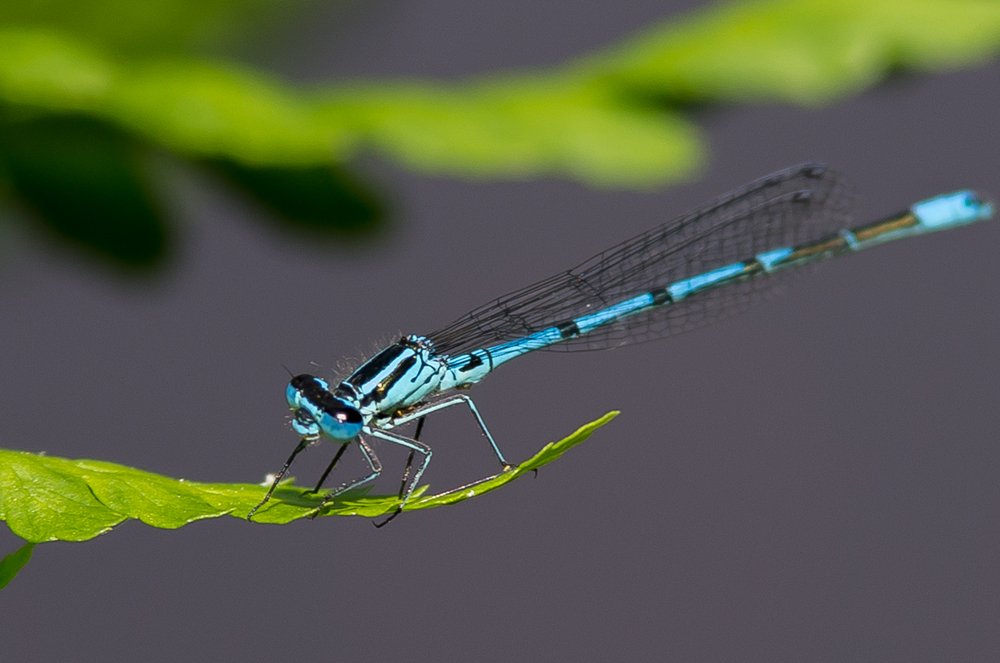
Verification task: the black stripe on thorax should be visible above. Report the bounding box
[350,344,407,386]
[460,354,483,372]
[334,382,360,402]
[362,355,418,407]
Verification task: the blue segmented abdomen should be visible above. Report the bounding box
[439,185,993,388]
[429,163,855,356]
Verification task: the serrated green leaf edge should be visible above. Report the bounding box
[0,412,617,542]
[0,541,35,590]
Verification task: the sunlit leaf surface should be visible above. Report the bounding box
[0,413,617,543]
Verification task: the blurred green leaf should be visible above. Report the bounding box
[3,0,999,192]
[0,541,35,590]
[0,412,617,543]
[209,159,385,237]
[0,0,296,55]
[0,114,168,266]
[584,0,1000,105]
[1,0,1000,271]
[0,30,354,163]
[109,60,351,165]
[0,29,114,112]
[321,77,704,188]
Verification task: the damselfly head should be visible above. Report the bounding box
[315,400,363,440]
[291,408,320,439]
[286,374,363,441]
[285,374,328,409]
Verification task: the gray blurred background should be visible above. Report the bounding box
[2,0,999,660]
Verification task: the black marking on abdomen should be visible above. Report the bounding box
[460,354,483,372]
[555,320,581,339]
[650,288,672,306]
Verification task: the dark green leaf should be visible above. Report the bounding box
[209,159,385,238]
[0,114,167,267]
[0,541,35,591]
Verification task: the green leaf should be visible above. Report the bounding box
[406,410,619,511]
[0,412,617,542]
[2,0,1000,194]
[108,59,351,165]
[0,451,126,542]
[0,28,114,112]
[321,77,704,188]
[0,30,354,164]
[0,541,35,590]
[208,159,385,237]
[585,0,1000,105]
[0,114,168,267]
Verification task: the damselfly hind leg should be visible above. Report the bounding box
[374,416,426,528]
[366,427,432,528]
[388,394,514,469]
[396,417,426,499]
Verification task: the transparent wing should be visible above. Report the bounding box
[428,163,856,354]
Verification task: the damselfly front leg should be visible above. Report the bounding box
[309,436,383,518]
